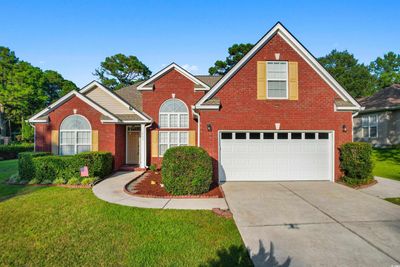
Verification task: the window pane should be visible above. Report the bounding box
[361,116,368,127]
[221,133,232,139]
[170,114,178,128]
[179,114,189,128]
[305,133,316,139]
[160,99,188,113]
[267,81,287,98]
[159,132,168,144]
[77,132,90,144]
[77,145,90,153]
[277,133,288,139]
[291,133,302,139]
[60,115,90,130]
[318,133,329,139]
[370,126,377,137]
[60,145,74,155]
[60,132,75,145]
[362,127,369,138]
[370,115,377,125]
[263,133,274,139]
[267,62,287,80]
[159,144,168,156]
[170,132,178,144]
[235,133,246,139]
[159,114,168,128]
[249,133,261,139]
[179,132,188,145]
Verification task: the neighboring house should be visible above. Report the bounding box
[353,84,400,147]
[29,22,360,182]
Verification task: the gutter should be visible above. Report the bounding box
[191,106,200,147]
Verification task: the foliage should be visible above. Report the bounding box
[209,43,254,76]
[67,177,80,185]
[81,177,97,185]
[340,142,374,183]
[21,120,34,142]
[28,178,40,185]
[40,179,52,185]
[149,164,157,172]
[0,143,34,160]
[372,148,400,181]
[42,70,78,100]
[94,53,151,90]
[162,146,213,195]
[342,176,374,186]
[318,50,377,98]
[18,151,50,180]
[52,177,66,185]
[369,52,400,89]
[74,152,113,178]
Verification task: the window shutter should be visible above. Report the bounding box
[51,130,59,155]
[189,130,196,146]
[151,130,159,157]
[257,61,267,100]
[92,130,99,151]
[289,61,299,100]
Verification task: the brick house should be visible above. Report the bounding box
[29,22,360,182]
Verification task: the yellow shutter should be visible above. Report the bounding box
[92,130,99,151]
[189,130,196,146]
[257,61,267,100]
[151,130,159,157]
[289,61,299,100]
[51,130,59,155]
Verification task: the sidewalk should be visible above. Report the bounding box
[360,176,400,199]
[92,171,228,210]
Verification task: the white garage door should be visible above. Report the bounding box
[219,131,333,182]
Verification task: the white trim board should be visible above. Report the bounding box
[137,63,210,91]
[195,22,360,110]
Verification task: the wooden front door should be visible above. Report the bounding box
[126,129,140,164]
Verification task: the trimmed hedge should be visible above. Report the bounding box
[0,143,34,160]
[162,146,212,195]
[18,151,113,183]
[18,152,51,181]
[340,142,374,183]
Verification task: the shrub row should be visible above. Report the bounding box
[340,142,374,184]
[162,146,212,195]
[18,151,113,183]
[0,143,34,160]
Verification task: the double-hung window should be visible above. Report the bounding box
[59,115,92,155]
[159,131,188,156]
[159,98,189,128]
[267,61,288,99]
[362,114,378,138]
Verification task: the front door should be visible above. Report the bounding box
[126,127,140,164]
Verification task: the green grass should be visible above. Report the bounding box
[372,148,400,181]
[0,160,252,266]
[385,198,400,206]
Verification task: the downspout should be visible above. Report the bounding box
[29,121,36,152]
[351,107,364,142]
[191,106,200,147]
[144,122,152,168]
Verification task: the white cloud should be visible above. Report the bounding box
[182,64,199,73]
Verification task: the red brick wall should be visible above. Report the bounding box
[34,96,126,170]
[141,69,203,166]
[199,34,353,181]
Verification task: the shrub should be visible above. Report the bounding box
[28,178,40,185]
[149,164,157,172]
[53,177,66,185]
[340,142,374,183]
[67,177,80,185]
[40,179,52,185]
[162,146,212,195]
[18,152,51,180]
[75,152,113,178]
[0,143,34,160]
[81,177,97,186]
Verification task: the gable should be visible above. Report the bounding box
[195,22,360,111]
[85,86,132,114]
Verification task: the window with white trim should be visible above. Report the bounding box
[267,61,288,99]
[159,98,189,128]
[59,115,91,155]
[159,131,188,156]
[361,114,378,138]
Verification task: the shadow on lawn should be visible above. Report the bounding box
[373,148,400,163]
[201,240,291,267]
[0,182,43,202]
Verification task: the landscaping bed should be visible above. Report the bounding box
[126,171,224,198]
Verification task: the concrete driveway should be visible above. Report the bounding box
[222,181,400,267]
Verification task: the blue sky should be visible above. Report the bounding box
[1,0,399,87]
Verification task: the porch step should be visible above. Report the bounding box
[119,165,146,172]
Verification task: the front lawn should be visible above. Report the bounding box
[385,198,400,206]
[0,160,251,266]
[372,148,400,181]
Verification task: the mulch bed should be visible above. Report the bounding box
[338,179,378,189]
[126,171,224,198]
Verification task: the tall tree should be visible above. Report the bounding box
[318,50,376,98]
[94,53,152,90]
[209,43,254,76]
[43,70,78,103]
[369,52,400,89]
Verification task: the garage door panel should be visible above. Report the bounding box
[220,131,332,181]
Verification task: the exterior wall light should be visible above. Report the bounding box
[207,123,212,132]
[342,124,347,133]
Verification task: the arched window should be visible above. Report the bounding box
[59,115,91,155]
[159,98,189,128]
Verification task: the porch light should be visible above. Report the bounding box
[342,124,347,133]
[207,123,212,132]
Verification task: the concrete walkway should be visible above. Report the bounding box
[92,171,228,210]
[360,176,400,199]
